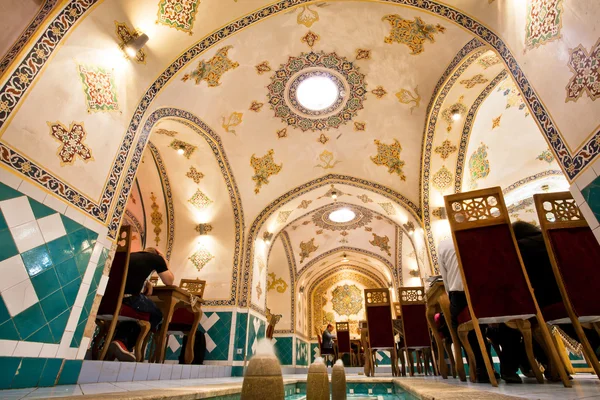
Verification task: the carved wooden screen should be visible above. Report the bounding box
[399,287,430,348]
[180,278,206,298]
[364,288,395,349]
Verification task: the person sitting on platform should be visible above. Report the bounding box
[513,221,600,374]
[108,247,174,361]
[438,238,522,383]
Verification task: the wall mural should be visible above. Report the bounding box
[47,121,94,166]
[157,0,201,34]
[299,238,319,263]
[77,64,119,113]
[371,139,407,180]
[331,284,363,316]
[267,272,289,293]
[251,149,282,194]
[382,15,445,55]
[566,39,600,102]
[524,0,564,51]
[182,46,239,87]
[369,233,392,256]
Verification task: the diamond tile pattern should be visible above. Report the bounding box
[233,312,247,361]
[273,336,293,365]
[200,311,232,361]
[0,357,72,389]
[247,314,266,357]
[0,182,99,344]
[296,338,309,366]
[582,175,600,221]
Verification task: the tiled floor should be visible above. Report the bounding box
[0,373,598,399]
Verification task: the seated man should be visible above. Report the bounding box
[108,247,174,361]
[513,222,600,373]
[438,238,522,383]
[322,324,338,362]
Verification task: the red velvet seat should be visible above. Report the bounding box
[118,304,151,321]
[534,191,600,378]
[399,287,435,376]
[364,288,400,377]
[445,187,571,387]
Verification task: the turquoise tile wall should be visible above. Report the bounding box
[246,314,266,358]
[233,311,247,361]
[295,337,309,366]
[0,182,100,345]
[310,342,319,364]
[201,311,232,361]
[582,175,600,221]
[0,357,83,389]
[273,336,293,365]
[376,350,391,365]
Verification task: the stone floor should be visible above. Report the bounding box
[0,373,598,399]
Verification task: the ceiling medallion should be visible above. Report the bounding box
[312,203,373,232]
[267,51,367,132]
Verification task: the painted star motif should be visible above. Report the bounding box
[318,134,329,145]
[48,121,94,166]
[276,128,287,139]
[255,61,271,75]
[354,122,366,131]
[434,140,457,160]
[356,49,371,60]
[301,31,320,48]
[371,86,388,99]
[492,115,502,129]
[249,101,263,112]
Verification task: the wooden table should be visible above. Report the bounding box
[150,286,203,364]
[425,281,466,381]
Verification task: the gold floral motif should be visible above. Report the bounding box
[396,86,420,114]
[315,149,341,169]
[150,192,162,246]
[155,128,178,137]
[356,49,371,60]
[441,96,468,131]
[188,189,213,209]
[318,134,329,145]
[267,272,289,293]
[434,140,457,160]
[371,86,387,99]
[492,115,502,129]
[256,283,263,300]
[432,166,453,191]
[298,200,312,209]
[250,149,282,194]
[222,112,243,134]
[301,31,320,48]
[189,244,214,271]
[255,61,271,75]
[276,128,287,138]
[477,54,501,69]
[382,15,445,55]
[277,210,293,224]
[186,166,204,183]
[378,202,396,216]
[249,101,263,112]
[354,121,366,131]
[369,233,392,256]
[157,0,200,34]
[371,139,406,180]
[357,194,373,203]
[296,5,319,28]
[460,73,488,89]
[48,121,94,166]
[468,142,491,189]
[169,139,196,159]
[182,46,239,87]
[299,238,319,263]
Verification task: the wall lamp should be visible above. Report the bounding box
[432,207,447,220]
[196,223,213,235]
[123,32,149,58]
[403,221,415,235]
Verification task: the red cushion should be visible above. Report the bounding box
[366,305,395,348]
[455,225,536,319]
[548,228,600,318]
[542,301,569,322]
[434,313,446,339]
[402,304,431,348]
[457,307,472,325]
[170,307,195,325]
[337,330,351,353]
[119,304,150,321]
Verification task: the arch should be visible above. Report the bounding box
[502,170,565,195]
[129,108,244,306]
[123,209,145,248]
[241,177,420,308]
[274,231,296,333]
[307,264,387,338]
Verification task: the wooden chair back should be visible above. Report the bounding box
[534,191,600,320]
[399,287,430,348]
[444,187,537,323]
[336,322,351,354]
[364,288,395,349]
[97,225,132,316]
[179,278,206,298]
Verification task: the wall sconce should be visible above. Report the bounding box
[122,32,149,58]
[299,286,305,294]
[263,231,273,245]
[409,268,420,277]
[432,207,447,220]
[196,223,212,235]
[403,221,415,235]
[176,144,186,155]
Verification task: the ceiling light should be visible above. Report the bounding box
[451,111,461,121]
[177,148,185,155]
[124,33,149,58]
[195,223,212,235]
[341,253,349,263]
[263,231,273,245]
[296,75,339,111]
[329,208,355,223]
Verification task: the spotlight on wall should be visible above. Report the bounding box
[341,252,349,263]
[403,221,416,235]
[263,231,273,245]
[432,207,447,220]
[409,268,420,277]
[196,223,213,235]
[331,188,338,201]
[123,32,149,58]
[299,286,305,294]
[176,144,186,155]
[449,104,463,121]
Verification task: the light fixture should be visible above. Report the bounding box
[409,268,420,277]
[263,231,273,245]
[296,75,339,111]
[123,33,149,58]
[331,189,338,200]
[195,223,212,235]
[329,208,355,223]
[403,221,416,235]
[432,207,448,220]
[341,252,349,263]
[176,144,186,155]
[449,104,463,121]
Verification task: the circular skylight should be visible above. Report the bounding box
[329,208,356,223]
[296,75,339,111]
